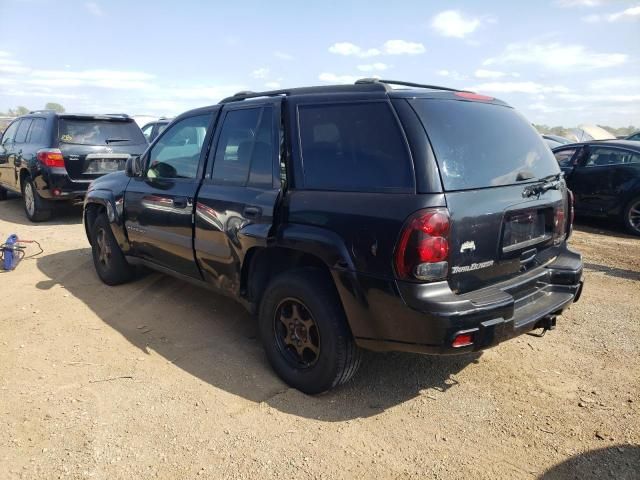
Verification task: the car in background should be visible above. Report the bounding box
[625,131,640,142]
[542,134,573,149]
[0,110,147,221]
[141,117,173,143]
[552,140,640,236]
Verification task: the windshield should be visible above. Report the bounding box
[410,99,560,191]
[59,118,146,146]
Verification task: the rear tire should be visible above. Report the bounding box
[0,187,7,201]
[258,269,362,394]
[22,178,51,222]
[90,214,134,285]
[623,196,640,236]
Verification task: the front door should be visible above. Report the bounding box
[0,119,21,190]
[194,101,282,295]
[124,111,218,278]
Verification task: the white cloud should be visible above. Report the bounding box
[357,62,389,72]
[328,40,424,57]
[436,69,466,81]
[556,0,607,6]
[274,51,294,60]
[264,81,281,89]
[27,69,155,89]
[431,10,481,38]
[467,81,570,94]
[589,76,640,90]
[474,69,506,79]
[318,73,360,84]
[0,51,29,74]
[557,92,640,103]
[84,2,104,16]
[328,42,380,58]
[484,42,627,70]
[251,68,269,79]
[382,40,425,55]
[582,5,640,22]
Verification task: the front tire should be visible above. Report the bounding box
[623,196,640,236]
[258,269,362,394]
[22,178,51,222]
[90,214,134,285]
[0,186,7,201]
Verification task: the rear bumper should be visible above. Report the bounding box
[34,168,91,202]
[352,247,583,354]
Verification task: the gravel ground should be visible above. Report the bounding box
[0,196,638,480]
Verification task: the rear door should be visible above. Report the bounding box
[194,100,282,294]
[124,110,217,278]
[569,146,640,215]
[408,97,566,293]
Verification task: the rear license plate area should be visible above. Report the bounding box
[502,209,551,254]
[84,158,126,174]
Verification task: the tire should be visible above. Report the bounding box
[0,187,7,201]
[22,177,51,222]
[623,196,640,236]
[90,214,134,285]
[258,269,362,394]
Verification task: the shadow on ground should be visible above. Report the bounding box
[0,193,83,226]
[36,248,480,421]
[574,216,638,240]
[539,445,640,480]
[583,262,640,282]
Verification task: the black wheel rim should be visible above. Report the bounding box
[629,200,640,233]
[273,298,321,368]
[95,228,112,269]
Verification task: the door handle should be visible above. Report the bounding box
[172,197,191,209]
[243,206,262,219]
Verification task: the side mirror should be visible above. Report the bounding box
[125,155,144,177]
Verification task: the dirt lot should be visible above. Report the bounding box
[0,195,638,480]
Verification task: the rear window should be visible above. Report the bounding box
[410,99,560,191]
[59,118,146,146]
[298,102,413,192]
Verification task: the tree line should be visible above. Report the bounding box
[534,124,637,138]
[0,103,65,116]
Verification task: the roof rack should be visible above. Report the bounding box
[29,109,56,114]
[355,78,469,93]
[104,113,131,118]
[219,82,388,104]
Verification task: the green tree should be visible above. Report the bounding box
[45,102,65,113]
[14,106,30,116]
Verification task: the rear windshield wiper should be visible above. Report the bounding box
[105,138,131,144]
[521,172,562,198]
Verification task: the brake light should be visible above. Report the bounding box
[455,91,494,101]
[394,208,450,281]
[553,203,566,244]
[567,189,575,239]
[37,149,65,168]
[452,332,474,348]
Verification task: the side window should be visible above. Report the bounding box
[628,133,640,141]
[14,119,32,144]
[554,148,577,168]
[141,123,154,142]
[211,107,274,187]
[584,148,639,167]
[298,102,413,192]
[147,114,211,179]
[1,120,20,146]
[27,118,46,144]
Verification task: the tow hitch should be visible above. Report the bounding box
[529,315,557,337]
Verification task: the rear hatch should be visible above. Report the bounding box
[408,97,567,293]
[57,116,147,180]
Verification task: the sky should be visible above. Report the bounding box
[0,0,639,126]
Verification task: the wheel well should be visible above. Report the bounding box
[19,169,30,190]
[84,203,105,245]
[242,247,333,308]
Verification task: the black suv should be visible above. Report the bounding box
[83,80,583,394]
[0,111,147,221]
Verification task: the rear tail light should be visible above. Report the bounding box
[37,149,65,168]
[394,208,450,281]
[452,332,475,348]
[566,189,575,239]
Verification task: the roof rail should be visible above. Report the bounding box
[28,109,56,114]
[104,113,130,118]
[219,82,388,104]
[355,78,470,93]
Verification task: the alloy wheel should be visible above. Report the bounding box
[273,298,321,368]
[24,182,35,216]
[629,200,640,234]
[95,228,112,268]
